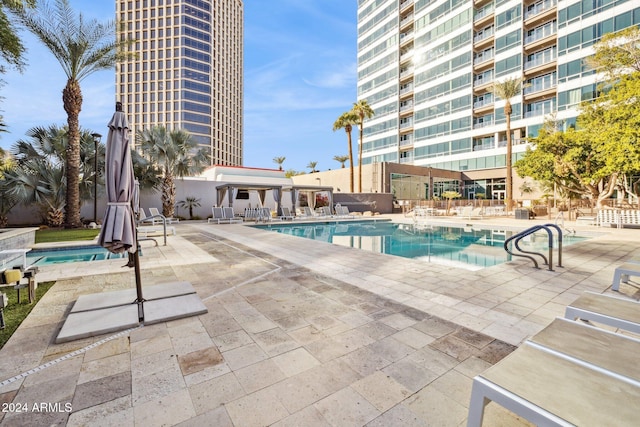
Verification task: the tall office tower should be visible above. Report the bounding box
[357,0,640,199]
[116,0,243,166]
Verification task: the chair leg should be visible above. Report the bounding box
[612,270,622,291]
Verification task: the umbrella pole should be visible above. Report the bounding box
[134,242,144,321]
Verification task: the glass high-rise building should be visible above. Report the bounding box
[116,0,243,166]
[357,0,640,198]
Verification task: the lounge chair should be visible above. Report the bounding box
[335,205,355,219]
[149,207,179,224]
[612,263,640,291]
[279,206,295,220]
[208,207,242,224]
[467,317,640,427]
[565,291,640,334]
[223,207,243,223]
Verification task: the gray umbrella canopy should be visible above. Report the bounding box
[97,104,137,253]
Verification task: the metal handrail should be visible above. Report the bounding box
[137,214,168,246]
[504,223,562,270]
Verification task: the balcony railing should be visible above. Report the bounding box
[400,50,414,62]
[474,70,494,86]
[400,84,414,95]
[399,155,414,164]
[400,13,414,28]
[524,47,556,70]
[400,102,414,112]
[524,76,557,94]
[524,0,557,20]
[474,4,494,22]
[474,96,493,108]
[400,0,414,11]
[525,22,557,44]
[473,117,494,128]
[474,26,494,43]
[474,49,494,65]
[400,120,413,129]
[400,137,413,147]
[400,31,414,43]
[400,68,414,79]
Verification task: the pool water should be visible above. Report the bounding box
[254,221,588,270]
[26,245,128,266]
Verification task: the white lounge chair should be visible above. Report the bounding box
[467,317,640,427]
[279,206,295,220]
[149,207,179,224]
[208,207,241,224]
[565,291,640,334]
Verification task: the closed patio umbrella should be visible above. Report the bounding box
[97,102,144,320]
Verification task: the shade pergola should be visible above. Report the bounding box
[215,183,335,214]
[287,185,334,211]
[216,183,284,213]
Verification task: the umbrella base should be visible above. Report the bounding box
[56,282,207,343]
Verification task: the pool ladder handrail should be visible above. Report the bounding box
[503,223,563,271]
[137,214,168,246]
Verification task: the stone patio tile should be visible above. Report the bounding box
[175,406,234,427]
[188,372,245,415]
[391,327,435,349]
[355,320,398,340]
[430,369,473,406]
[429,335,477,361]
[177,346,224,376]
[351,371,412,412]
[454,356,493,379]
[378,313,417,330]
[331,328,376,352]
[338,311,373,327]
[225,387,290,427]
[133,388,196,427]
[406,385,467,426]
[21,355,83,388]
[67,396,133,427]
[271,405,331,427]
[213,329,254,352]
[10,372,77,413]
[222,343,269,370]
[382,358,439,393]
[269,370,334,414]
[82,336,130,363]
[72,371,132,412]
[131,348,179,380]
[366,336,414,362]
[183,361,231,387]
[130,332,173,360]
[272,347,321,377]
[287,325,328,345]
[412,316,457,338]
[365,404,427,427]
[170,331,215,355]
[272,315,310,331]
[314,387,380,427]
[304,338,352,363]
[131,364,185,406]
[234,359,287,394]
[253,327,300,356]
[338,346,392,377]
[78,353,131,385]
[406,345,459,376]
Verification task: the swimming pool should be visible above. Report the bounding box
[26,245,128,266]
[254,221,589,270]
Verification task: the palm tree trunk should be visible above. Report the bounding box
[358,127,363,193]
[347,132,354,193]
[161,174,175,217]
[63,78,83,228]
[505,102,513,213]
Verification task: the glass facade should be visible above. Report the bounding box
[357,0,640,177]
[116,0,243,166]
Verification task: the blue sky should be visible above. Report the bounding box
[0,0,358,173]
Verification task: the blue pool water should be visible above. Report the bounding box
[26,245,127,266]
[254,221,589,270]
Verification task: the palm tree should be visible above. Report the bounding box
[351,100,375,192]
[273,156,286,170]
[0,0,35,72]
[307,161,318,173]
[0,148,17,227]
[14,0,133,228]
[136,126,209,218]
[332,111,358,192]
[177,196,201,220]
[333,154,349,168]
[493,77,523,213]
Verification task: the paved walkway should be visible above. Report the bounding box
[0,215,638,426]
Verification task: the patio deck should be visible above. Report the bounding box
[0,214,638,426]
